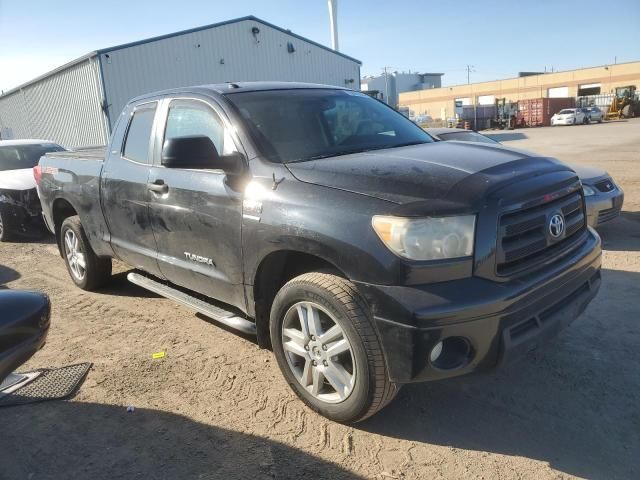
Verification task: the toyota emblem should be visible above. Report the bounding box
[548,213,565,238]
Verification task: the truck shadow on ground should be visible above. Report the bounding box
[0,264,20,285]
[0,401,358,480]
[359,267,640,479]
[598,213,640,252]
[99,271,161,298]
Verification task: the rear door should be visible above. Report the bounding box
[101,101,163,277]
[147,96,246,310]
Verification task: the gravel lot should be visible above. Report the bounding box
[1,119,639,480]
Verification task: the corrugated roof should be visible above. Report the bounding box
[0,16,361,100]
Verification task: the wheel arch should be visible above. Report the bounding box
[250,249,347,348]
[52,197,79,257]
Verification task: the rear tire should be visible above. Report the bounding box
[270,272,399,423]
[60,216,112,290]
[0,205,16,242]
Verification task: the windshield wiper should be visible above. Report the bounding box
[285,141,430,164]
[286,148,372,164]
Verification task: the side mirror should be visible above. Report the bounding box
[161,135,220,170]
[161,135,244,174]
[0,290,50,384]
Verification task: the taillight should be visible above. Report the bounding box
[33,165,42,185]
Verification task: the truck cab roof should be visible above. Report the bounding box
[131,81,347,103]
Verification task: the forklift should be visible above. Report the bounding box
[493,98,519,129]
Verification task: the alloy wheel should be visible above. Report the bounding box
[281,301,356,404]
[64,229,87,281]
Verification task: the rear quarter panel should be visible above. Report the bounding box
[39,154,114,257]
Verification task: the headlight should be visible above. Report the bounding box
[583,185,596,196]
[372,215,476,261]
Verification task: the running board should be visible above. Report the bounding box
[127,272,256,335]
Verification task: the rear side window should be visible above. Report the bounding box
[123,104,157,163]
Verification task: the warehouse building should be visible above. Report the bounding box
[361,71,443,108]
[399,61,640,121]
[0,16,361,148]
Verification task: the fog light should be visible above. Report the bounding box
[429,341,443,363]
[429,336,473,370]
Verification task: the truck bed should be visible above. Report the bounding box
[45,146,106,161]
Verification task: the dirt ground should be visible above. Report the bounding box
[1,119,639,480]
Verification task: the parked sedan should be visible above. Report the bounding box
[425,128,624,227]
[551,108,587,126]
[0,139,64,241]
[583,106,604,123]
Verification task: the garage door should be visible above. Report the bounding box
[578,83,601,96]
[548,86,569,98]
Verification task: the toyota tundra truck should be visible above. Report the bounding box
[36,83,601,423]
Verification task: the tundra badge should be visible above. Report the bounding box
[184,252,215,266]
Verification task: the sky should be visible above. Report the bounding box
[1,0,639,92]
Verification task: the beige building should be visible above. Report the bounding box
[399,61,640,120]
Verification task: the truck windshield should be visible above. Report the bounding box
[0,143,63,171]
[225,89,434,163]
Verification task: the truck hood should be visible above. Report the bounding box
[285,141,571,206]
[0,169,36,191]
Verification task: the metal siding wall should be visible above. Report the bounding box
[0,58,108,148]
[0,91,30,139]
[101,20,360,128]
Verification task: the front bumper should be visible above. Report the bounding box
[552,118,575,125]
[356,228,602,384]
[585,188,624,227]
[0,188,45,236]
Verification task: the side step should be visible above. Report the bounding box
[127,272,256,335]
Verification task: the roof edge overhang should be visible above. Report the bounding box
[0,52,98,99]
[1,15,361,101]
[96,15,362,65]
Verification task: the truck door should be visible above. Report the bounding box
[147,97,245,311]
[101,101,163,277]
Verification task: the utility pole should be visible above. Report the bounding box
[466,65,476,129]
[383,66,390,106]
[466,64,475,84]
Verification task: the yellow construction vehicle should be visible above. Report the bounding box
[606,86,639,119]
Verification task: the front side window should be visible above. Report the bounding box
[164,100,235,156]
[225,89,433,163]
[0,143,64,171]
[123,103,157,163]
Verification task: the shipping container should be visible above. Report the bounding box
[517,97,576,127]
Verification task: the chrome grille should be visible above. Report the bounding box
[497,189,587,277]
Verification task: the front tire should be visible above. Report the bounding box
[270,272,398,423]
[60,216,112,290]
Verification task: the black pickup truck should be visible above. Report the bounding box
[37,82,601,423]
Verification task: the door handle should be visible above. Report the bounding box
[148,180,168,194]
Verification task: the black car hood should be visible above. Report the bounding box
[285,141,572,209]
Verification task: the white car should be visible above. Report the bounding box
[0,139,64,241]
[551,108,587,126]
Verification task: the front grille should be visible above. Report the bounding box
[594,179,615,193]
[597,206,621,224]
[497,188,587,277]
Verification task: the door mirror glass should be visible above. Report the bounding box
[161,135,221,169]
